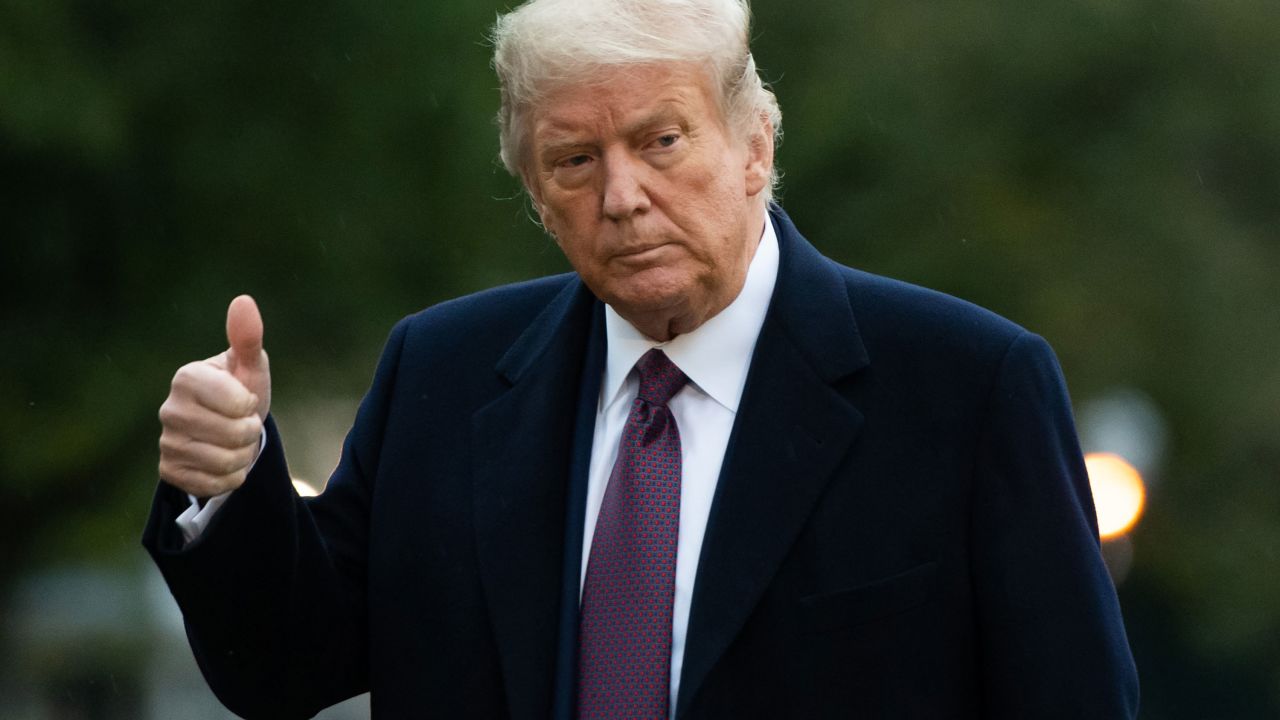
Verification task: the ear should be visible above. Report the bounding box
[743,113,775,198]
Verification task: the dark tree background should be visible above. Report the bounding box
[3,0,1278,716]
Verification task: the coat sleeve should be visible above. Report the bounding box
[141,318,410,719]
[969,331,1140,718]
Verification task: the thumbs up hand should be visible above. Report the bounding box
[158,295,273,498]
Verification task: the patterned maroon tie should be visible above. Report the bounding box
[578,348,688,720]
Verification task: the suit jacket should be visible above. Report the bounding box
[144,208,1139,719]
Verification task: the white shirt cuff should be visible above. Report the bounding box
[176,491,231,545]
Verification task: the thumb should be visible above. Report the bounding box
[225,294,265,378]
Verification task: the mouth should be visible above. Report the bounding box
[613,243,674,262]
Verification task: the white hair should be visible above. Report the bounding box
[491,0,782,199]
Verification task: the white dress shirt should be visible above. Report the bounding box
[583,218,778,712]
[176,217,781,714]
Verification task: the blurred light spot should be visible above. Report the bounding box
[1078,387,1169,483]
[292,478,319,497]
[1085,452,1146,539]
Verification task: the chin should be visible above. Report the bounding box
[607,290,688,318]
[603,271,699,313]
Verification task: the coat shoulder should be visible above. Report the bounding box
[770,208,1034,371]
[389,273,581,359]
[836,263,1031,364]
[403,272,578,333]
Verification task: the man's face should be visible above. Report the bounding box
[525,63,772,340]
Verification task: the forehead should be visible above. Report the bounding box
[530,63,724,142]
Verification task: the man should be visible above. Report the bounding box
[144,0,1139,717]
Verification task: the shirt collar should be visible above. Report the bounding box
[601,215,779,414]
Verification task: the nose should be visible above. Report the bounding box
[600,152,651,221]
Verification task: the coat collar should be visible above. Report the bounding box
[759,205,869,382]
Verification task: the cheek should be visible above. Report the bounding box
[543,188,599,231]
[685,155,746,212]
[547,213,601,269]
[538,205,574,248]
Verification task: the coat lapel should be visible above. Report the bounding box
[471,278,600,720]
[676,209,870,718]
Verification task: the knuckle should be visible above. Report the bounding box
[203,446,236,477]
[159,431,193,458]
[171,362,199,389]
[242,416,263,443]
[194,452,221,477]
[208,472,241,497]
[159,464,190,491]
[158,399,178,425]
[197,472,230,498]
[202,477,224,497]
[222,455,243,476]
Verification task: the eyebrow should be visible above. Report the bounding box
[618,103,687,138]
[535,101,690,159]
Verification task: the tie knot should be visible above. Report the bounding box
[635,349,688,406]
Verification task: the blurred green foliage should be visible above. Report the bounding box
[3,0,1278,715]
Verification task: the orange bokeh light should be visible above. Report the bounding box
[1084,453,1146,540]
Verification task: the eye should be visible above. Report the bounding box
[558,154,593,168]
[653,134,680,149]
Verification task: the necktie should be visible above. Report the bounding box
[578,349,688,720]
